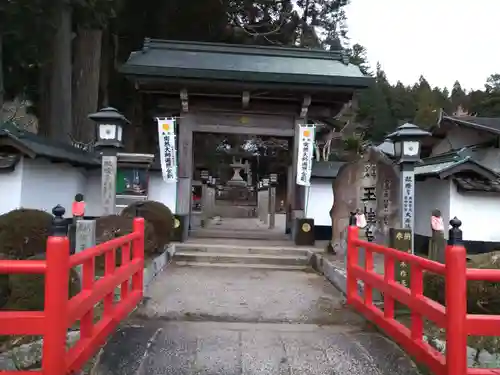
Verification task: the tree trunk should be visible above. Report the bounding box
[72,28,102,142]
[37,62,52,136]
[48,0,72,142]
[99,29,110,107]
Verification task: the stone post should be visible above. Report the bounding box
[101,153,117,215]
[207,176,216,219]
[262,177,270,225]
[269,173,277,229]
[257,181,263,221]
[75,219,96,287]
[200,170,209,227]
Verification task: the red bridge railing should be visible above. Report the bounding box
[347,216,500,375]
[0,205,145,375]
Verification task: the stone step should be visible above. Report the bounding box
[190,229,289,241]
[172,261,309,271]
[175,242,311,257]
[174,252,309,267]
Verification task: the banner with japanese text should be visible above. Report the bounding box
[156,118,177,183]
[296,125,315,186]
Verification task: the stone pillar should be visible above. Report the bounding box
[101,152,117,216]
[75,219,96,287]
[201,176,208,227]
[262,178,270,225]
[176,114,194,235]
[207,177,216,219]
[257,182,262,221]
[269,185,276,229]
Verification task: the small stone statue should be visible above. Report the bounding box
[355,208,367,229]
[428,209,445,263]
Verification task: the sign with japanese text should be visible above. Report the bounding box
[401,171,414,230]
[156,118,178,183]
[361,163,378,242]
[382,179,392,227]
[390,228,412,288]
[296,125,315,186]
[101,156,117,215]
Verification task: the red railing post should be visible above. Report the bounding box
[42,205,70,375]
[346,212,359,304]
[445,217,467,375]
[132,217,145,295]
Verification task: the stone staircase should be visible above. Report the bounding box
[173,239,317,271]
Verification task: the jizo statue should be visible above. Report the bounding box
[428,209,445,263]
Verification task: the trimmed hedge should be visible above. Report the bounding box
[0,209,53,260]
[121,200,174,248]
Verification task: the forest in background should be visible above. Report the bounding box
[1,0,500,147]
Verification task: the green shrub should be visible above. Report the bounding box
[95,215,158,260]
[424,251,500,314]
[4,254,80,311]
[0,209,53,260]
[120,200,174,248]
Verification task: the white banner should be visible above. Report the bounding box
[296,125,315,186]
[157,118,178,183]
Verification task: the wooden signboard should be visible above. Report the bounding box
[389,228,412,288]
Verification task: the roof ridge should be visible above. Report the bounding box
[141,38,347,63]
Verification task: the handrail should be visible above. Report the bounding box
[0,216,145,375]
[347,223,500,375]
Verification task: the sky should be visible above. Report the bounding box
[345,0,500,92]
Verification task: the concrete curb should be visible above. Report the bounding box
[143,244,176,292]
[308,251,363,297]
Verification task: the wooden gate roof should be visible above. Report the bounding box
[120,39,372,90]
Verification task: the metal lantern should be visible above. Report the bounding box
[387,123,431,163]
[262,178,270,188]
[88,107,130,149]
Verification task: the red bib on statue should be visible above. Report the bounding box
[72,201,85,217]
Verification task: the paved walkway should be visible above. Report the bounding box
[98,266,421,375]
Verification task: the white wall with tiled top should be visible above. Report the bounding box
[0,158,23,214]
[0,156,177,216]
[449,182,500,242]
[414,178,451,238]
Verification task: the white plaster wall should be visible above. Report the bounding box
[431,127,493,156]
[0,158,23,214]
[0,158,178,216]
[304,178,334,226]
[83,170,177,215]
[148,172,177,213]
[20,158,87,214]
[414,178,451,238]
[449,182,500,242]
[82,170,102,216]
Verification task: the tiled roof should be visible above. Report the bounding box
[441,115,500,135]
[414,160,462,176]
[454,176,500,193]
[120,39,373,89]
[416,147,500,192]
[0,121,100,167]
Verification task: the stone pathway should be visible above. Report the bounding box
[97,265,422,375]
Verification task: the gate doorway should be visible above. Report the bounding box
[190,132,291,240]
